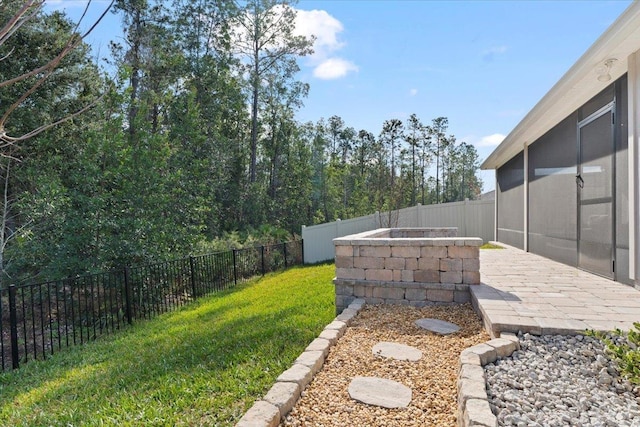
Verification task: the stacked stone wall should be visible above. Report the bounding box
[333,228,482,312]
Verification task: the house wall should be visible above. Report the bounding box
[495,74,631,284]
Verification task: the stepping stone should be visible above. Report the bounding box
[348,376,412,408]
[415,318,460,335]
[372,342,422,361]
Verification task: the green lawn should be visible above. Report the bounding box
[0,264,336,426]
[480,242,504,249]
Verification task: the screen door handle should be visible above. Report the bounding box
[575,174,584,188]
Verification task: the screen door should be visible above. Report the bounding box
[576,104,615,279]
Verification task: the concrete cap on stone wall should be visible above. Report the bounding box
[333,228,484,247]
[334,236,483,247]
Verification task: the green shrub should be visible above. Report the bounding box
[195,225,295,254]
[588,322,640,385]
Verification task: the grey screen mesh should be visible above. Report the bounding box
[528,112,578,266]
[496,151,524,249]
[578,110,614,278]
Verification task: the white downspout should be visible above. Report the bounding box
[494,173,498,242]
[523,144,529,252]
[629,50,640,288]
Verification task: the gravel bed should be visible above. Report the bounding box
[485,333,640,427]
[281,303,489,427]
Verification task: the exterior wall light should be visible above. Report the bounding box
[596,58,617,82]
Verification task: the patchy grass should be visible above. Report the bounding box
[587,322,640,385]
[0,264,335,426]
[480,242,504,249]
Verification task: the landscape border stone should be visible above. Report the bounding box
[236,297,519,427]
[456,332,520,427]
[235,298,366,427]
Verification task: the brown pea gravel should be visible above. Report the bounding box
[281,303,490,427]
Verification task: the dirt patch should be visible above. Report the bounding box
[282,303,489,427]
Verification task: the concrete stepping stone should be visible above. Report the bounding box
[348,376,412,409]
[372,342,422,361]
[415,318,460,335]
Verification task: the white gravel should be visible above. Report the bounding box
[485,333,640,427]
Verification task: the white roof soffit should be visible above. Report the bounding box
[481,1,640,170]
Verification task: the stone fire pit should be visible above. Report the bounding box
[333,228,482,312]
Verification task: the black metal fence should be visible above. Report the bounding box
[0,240,303,372]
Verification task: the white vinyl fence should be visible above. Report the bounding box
[301,199,495,264]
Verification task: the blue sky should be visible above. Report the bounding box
[48,0,633,192]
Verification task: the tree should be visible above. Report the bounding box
[429,117,448,204]
[260,58,309,200]
[451,142,482,201]
[309,119,330,222]
[350,129,375,216]
[379,119,403,188]
[0,1,112,283]
[0,0,113,151]
[231,0,313,183]
[172,0,247,234]
[327,115,344,158]
[405,113,427,206]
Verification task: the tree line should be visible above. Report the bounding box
[0,0,481,285]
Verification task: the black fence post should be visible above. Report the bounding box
[283,243,288,268]
[189,256,197,299]
[261,246,265,276]
[8,285,19,370]
[301,239,304,265]
[123,267,133,325]
[232,249,238,285]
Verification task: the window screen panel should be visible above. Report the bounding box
[527,113,578,265]
[496,152,524,249]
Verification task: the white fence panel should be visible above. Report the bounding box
[301,200,495,263]
[419,201,465,231]
[302,213,377,264]
[464,200,495,243]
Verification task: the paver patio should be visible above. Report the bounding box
[473,244,640,337]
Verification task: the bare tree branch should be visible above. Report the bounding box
[0,0,43,46]
[0,0,115,149]
[0,45,14,61]
[0,0,114,89]
[0,91,107,147]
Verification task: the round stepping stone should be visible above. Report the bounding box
[415,318,460,335]
[372,342,422,361]
[348,376,412,408]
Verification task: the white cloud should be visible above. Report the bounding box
[477,133,506,147]
[224,5,358,80]
[409,88,418,97]
[294,9,344,55]
[294,8,357,80]
[482,45,508,62]
[313,58,359,80]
